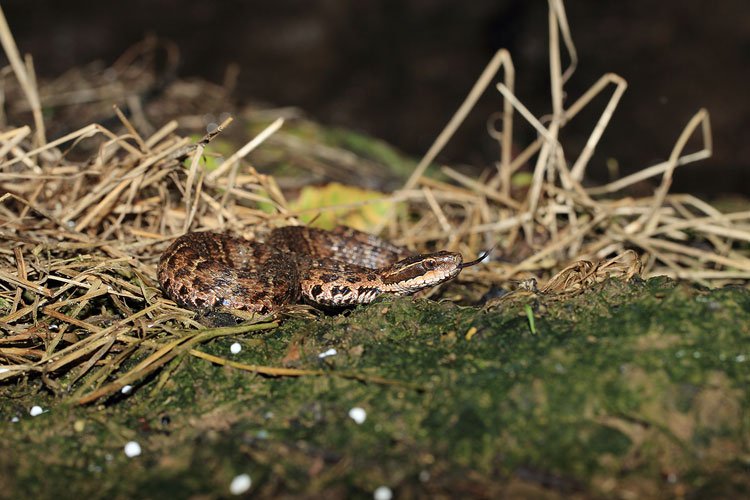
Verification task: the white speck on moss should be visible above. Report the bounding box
[124,441,141,457]
[229,473,252,495]
[348,407,367,424]
[230,342,242,354]
[318,348,337,358]
[373,485,392,500]
[29,406,44,416]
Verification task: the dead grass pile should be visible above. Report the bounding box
[0,2,747,404]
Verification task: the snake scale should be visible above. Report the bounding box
[158,226,485,316]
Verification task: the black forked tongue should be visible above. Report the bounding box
[459,246,495,269]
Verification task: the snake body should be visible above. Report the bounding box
[158,226,478,316]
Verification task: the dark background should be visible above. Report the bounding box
[3,0,749,197]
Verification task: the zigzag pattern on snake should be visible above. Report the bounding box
[158,226,484,316]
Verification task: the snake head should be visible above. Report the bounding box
[381,251,466,294]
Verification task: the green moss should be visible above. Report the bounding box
[1,278,748,498]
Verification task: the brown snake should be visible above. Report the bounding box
[158,226,486,316]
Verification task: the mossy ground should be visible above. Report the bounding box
[1,278,748,499]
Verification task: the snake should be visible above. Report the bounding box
[157,226,486,316]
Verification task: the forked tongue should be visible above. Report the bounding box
[459,247,494,269]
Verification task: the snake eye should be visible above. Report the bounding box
[424,259,436,269]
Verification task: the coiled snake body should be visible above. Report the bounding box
[158,226,483,316]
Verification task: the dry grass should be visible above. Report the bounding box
[0,2,747,404]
